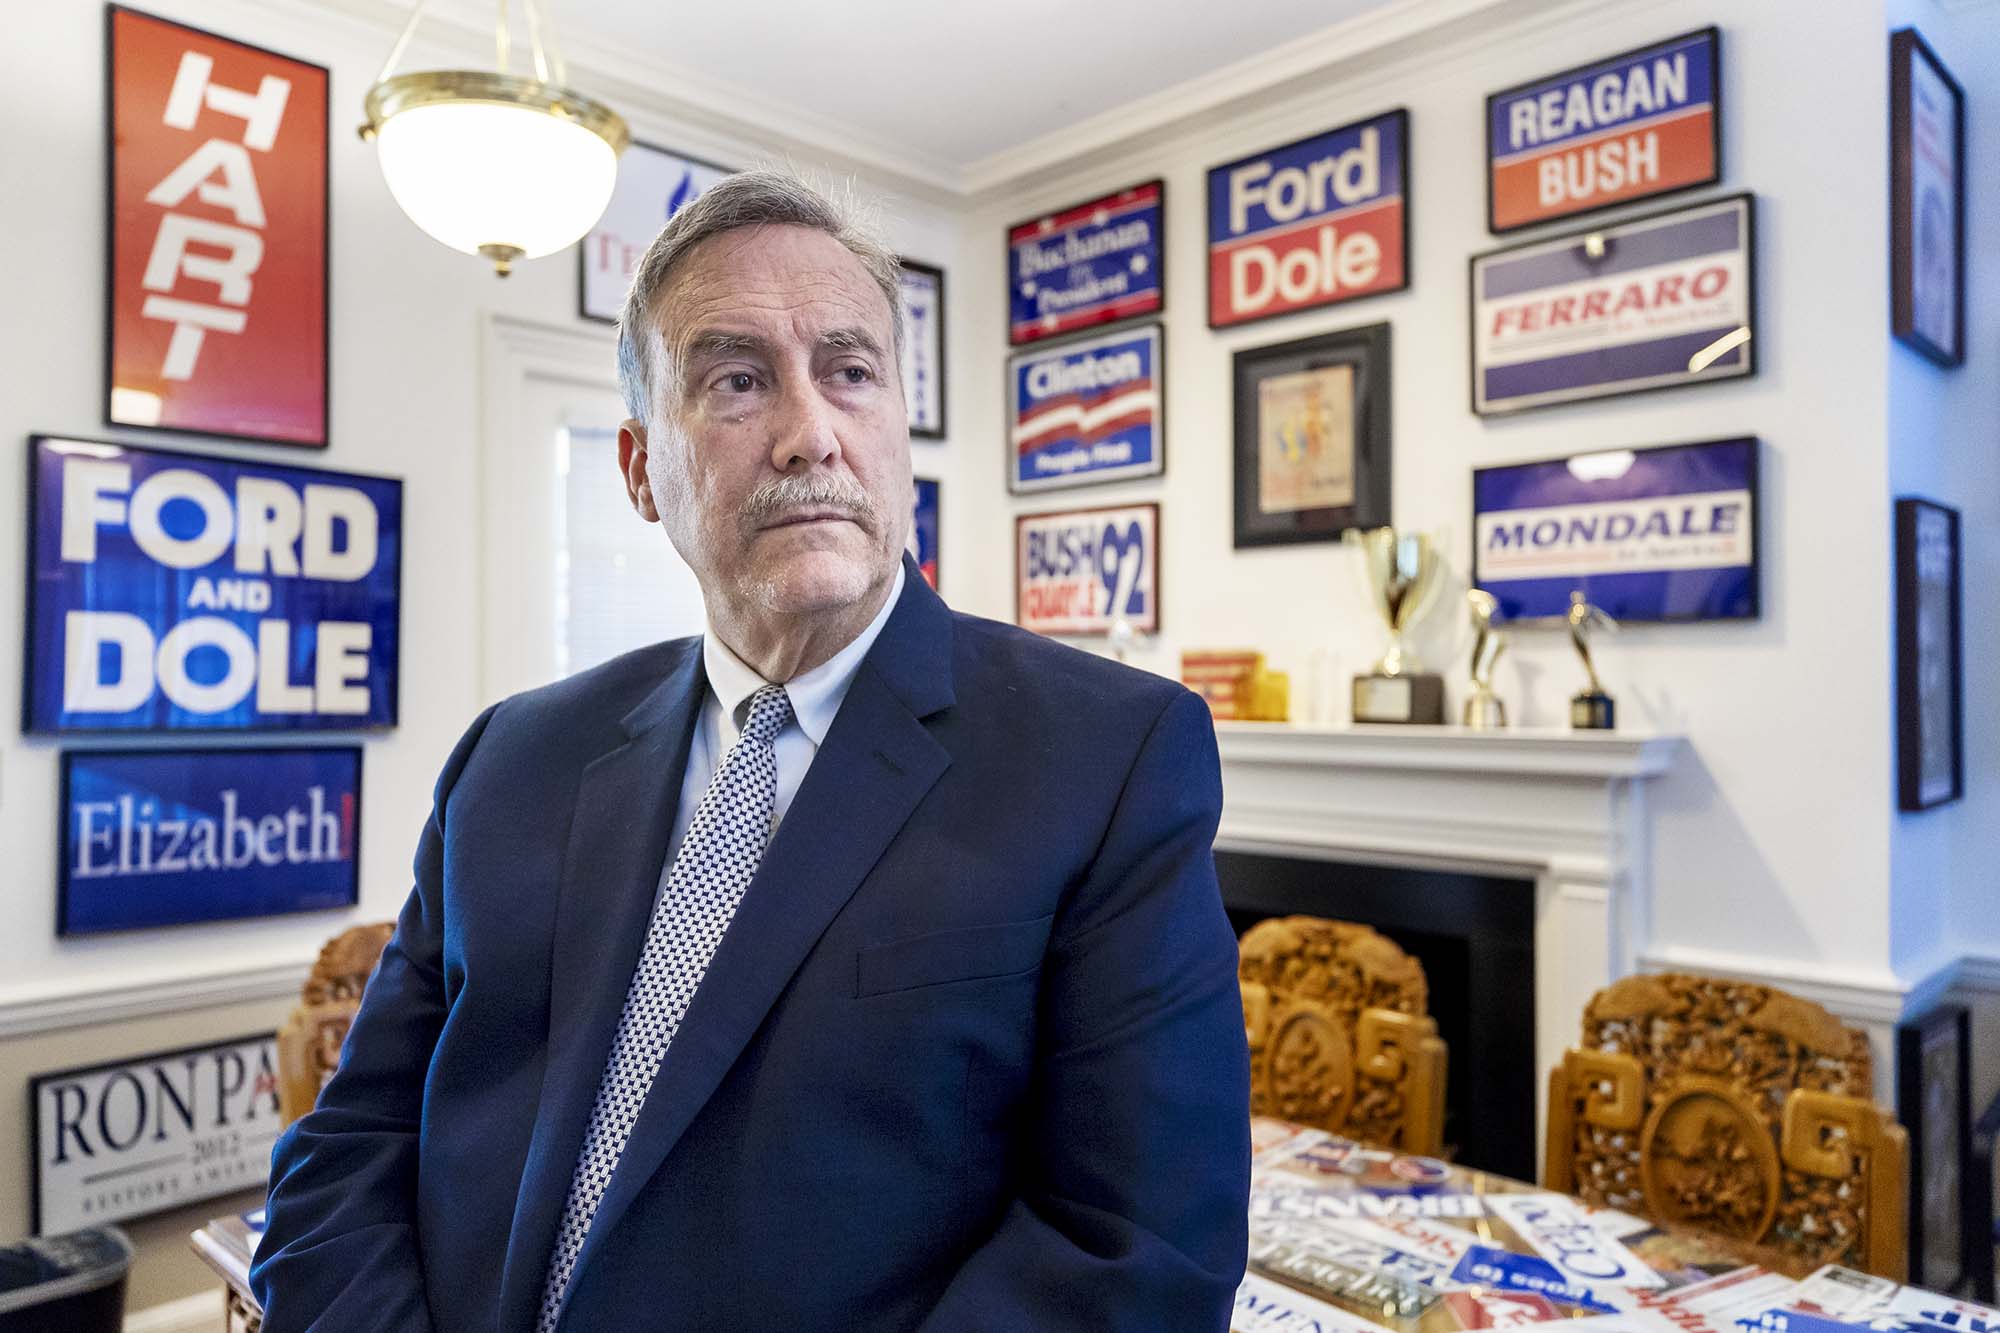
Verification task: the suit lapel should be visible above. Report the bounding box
[497,640,705,1329]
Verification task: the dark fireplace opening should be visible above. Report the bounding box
[1218,850,1536,1181]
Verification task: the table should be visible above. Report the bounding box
[188,1210,263,1333]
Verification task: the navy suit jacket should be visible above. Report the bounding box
[251,560,1251,1331]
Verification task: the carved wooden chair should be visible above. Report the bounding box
[275,922,396,1126]
[1238,915,1448,1156]
[1546,972,1908,1279]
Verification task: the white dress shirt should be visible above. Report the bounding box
[665,563,906,865]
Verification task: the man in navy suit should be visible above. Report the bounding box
[251,170,1250,1331]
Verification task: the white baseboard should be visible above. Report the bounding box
[125,1290,223,1333]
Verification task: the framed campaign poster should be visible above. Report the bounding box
[579,141,731,323]
[1016,503,1159,638]
[1470,193,1755,415]
[1232,322,1390,548]
[1207,109,1408,329]
[59,746,361,935]
[1896,497,1962,812]
[24,435,403,734]
[1486,28,1721,234]
[106,6,329,448]
[898,260,946,439]
[1890,29,1965,368]
[1007,180,1163,346]
[1897,1003,1972,1294]
[910,478,940,590]
[1472,437,1759,624]
[1008,323,1164,494]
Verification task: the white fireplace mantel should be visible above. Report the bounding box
[1213,722,1684,1159]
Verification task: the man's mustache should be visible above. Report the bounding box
[739,473,879,533]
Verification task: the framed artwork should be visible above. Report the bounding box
[910,478,940,590]
[1231,322,1390,548]
[1486,27,1721,233]
[1897,1004,1971,1293]
[1473,437,1758,624]
[579,141,731,324]
[1207,109,1409,329]
[59,746,361,935]
[1470,193,1755,415]
[24,435,404,734]
[898,260,946,439]
[1890,29,1965,368]
[32,1033,281,1233]
[1016,503,1159,637]
[1896,498,1963,811]
[1007,180,1163,346]
[107,5,330,448]
[1007,323,1164,494]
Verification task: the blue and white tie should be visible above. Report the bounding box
[537,683,794,1330]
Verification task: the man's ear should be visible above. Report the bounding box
[617,419,659,522]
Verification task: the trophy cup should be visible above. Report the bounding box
[1463,589,1508,729]
[1566,591,1618,730]
[1345,527,1446,724]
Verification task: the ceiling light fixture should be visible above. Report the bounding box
[358,0,629,276]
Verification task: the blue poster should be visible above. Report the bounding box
[25,436,402,733]
[1008,181,1164,346]
[1008,325,1164,494]
[911,478,940,590]
[59,746,361,934]
[1473,437,1758,623]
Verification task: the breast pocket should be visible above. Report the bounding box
[854,914,1055,998]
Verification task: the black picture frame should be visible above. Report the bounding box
[898,259,947,440]
[1231,322,1390,548]
[1890,28,1967,368]
[1898,1003,1972,1293]
[1896,497,1963,811]
[105,5,332,451]
[1483,27,1723,235]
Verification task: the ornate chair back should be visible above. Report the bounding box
[1238,915,1448,1156]
[1546,972,1907,1279]
[275,922,395,1126]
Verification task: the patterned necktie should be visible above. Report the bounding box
[537,683,794,1330]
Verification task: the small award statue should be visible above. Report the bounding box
[1463,589,1507,729]
[1566,591,1618,730]
[1345,527,1446,724]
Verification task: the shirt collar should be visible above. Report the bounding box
[700,562,907,747]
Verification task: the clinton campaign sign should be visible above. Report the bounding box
[1471,194,1754,415]
[1008,181,1163,346]
[1009,324,1164,494]
[60,747,360,934]
[1016,503,1158,637]
[1208,110,1408,328]
[1474,437,1758,624]
[1487,28,1721,232]
[26,437,402,732]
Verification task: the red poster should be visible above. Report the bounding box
[107,6,328,448]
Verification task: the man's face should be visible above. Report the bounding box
[624,224,912,618]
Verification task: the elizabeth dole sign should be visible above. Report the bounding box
[107,6,329,447]
[25,437,402,733]
[1207,110,1409,329]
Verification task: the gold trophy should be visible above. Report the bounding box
[1566,591,1617,730]
[1345,527,1446,724]
[1463,590,1508,729]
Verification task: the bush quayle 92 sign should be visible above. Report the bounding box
[1207,109,1409,330]
[32,1032,282,1234]
[59,746,361,935]
[1486,28,1721,233]
[1469,193,1756,416]
[1008,181,1164,347]
[1015,503,1159,638]
[25,436,403,733]
[107,6,330,448]
[1008,324,1165,494]
[1473,437,1758,625]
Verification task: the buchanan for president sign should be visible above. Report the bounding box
[59,746,361,934]
[1008,181,1164,346]
[25,436,402,733]
[1473,437,1759,624]
[1008,324,1164,494]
